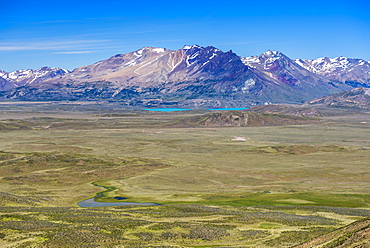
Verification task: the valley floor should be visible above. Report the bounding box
[0,102,369,247]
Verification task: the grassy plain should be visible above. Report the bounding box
[0,102,370,247]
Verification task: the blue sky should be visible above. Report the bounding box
[1,0,369,72]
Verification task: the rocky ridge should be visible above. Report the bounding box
[167,111,318,128]
[306,87,370,109]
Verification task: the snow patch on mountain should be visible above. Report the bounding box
[242,78,256,92]
[241,56,260,68]
[152,48,165,53]
[125,60,138,66]
[209,53,218,60]
[365,88,370,96]
[183,45,202,50]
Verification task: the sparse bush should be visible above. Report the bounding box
[134,231,155,241]
[240,230,269,239]
[237,211,338,226]
[185,226,230,240]
[265,228,335,246]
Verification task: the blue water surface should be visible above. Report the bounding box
[114,197,128,200]
[78,198,160,207]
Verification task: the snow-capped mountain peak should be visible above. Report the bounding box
[295,56,369,73]
[263,50,282,57]
[295,56,370,85]
[0,67,69,87]
[242,50,290,67]
[242,50,291,69]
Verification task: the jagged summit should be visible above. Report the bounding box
[241,50,288,67]
[182,44,203,50]
[262,50,284,56]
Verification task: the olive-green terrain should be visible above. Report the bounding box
[0,102,369,247]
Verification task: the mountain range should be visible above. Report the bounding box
[1,45,369,107]
[0,67,68,91]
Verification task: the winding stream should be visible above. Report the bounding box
[78,181,160,207]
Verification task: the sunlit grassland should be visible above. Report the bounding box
[0,118,369,207]
[0,102,370,247]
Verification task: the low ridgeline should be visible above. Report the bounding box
[166,111,319,128]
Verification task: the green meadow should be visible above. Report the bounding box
[0,102,369,247]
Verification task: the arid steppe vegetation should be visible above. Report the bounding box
[0,102,369,247]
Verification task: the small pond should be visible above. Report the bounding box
[78,198,160,207]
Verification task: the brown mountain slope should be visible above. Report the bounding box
[295,217,370,248]
[306,88,370,110]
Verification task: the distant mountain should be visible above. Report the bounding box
[241,50,348,101]
[0,45,369,107]
[295,57,370,88]
[242,50,327,87]
[0,67,69,91]
[306,87,370,109]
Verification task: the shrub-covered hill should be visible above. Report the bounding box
[166,111,319,127]
[295,216,370,248]
[248,104,325,117]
